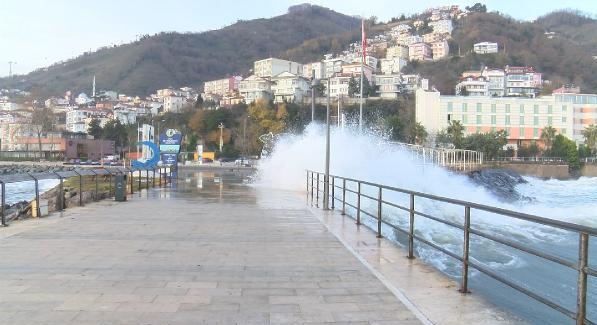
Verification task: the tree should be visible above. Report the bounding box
[581,124,597,155]
[466,3,487,13]
[540,126,557,154]
[102,120,129,155]
[384,116,405,141]
[87,118,103,139]
[348,77,359,98]
[551,134,580,170]
[446,120,465,149]
[410,122,428,145]
[31,106,55,160]
[461,130,508,160]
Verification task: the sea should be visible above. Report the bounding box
[252,123,597,325]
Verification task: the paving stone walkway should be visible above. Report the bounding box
[0,171,424,325]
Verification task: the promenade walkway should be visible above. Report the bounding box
[0,169,523,325]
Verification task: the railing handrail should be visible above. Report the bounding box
[313,170,597,236]
[307,169,595,325]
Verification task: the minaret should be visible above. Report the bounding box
[92,75,96,98]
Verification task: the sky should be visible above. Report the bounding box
[1,0,596,77]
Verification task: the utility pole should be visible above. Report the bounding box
[218,123,224,152]
[311,69,315,122]
[323,78,331,210]
[8,61,16,78]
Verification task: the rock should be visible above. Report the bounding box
[468,168,532,202]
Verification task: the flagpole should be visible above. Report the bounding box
[359,19,365,133]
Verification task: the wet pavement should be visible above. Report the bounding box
[0,169,523,325]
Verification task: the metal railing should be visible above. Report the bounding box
[392,142,484,171]
[489,157,566,164]
[307,170,596,325]
[0,166,172,227]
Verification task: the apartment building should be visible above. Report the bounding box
[482,68,506,97]
[428,19,453,34]
[253,58,302,78]
[416,89,577,148]
[374,74,404,99]
[556,93,597,144]
[270,72,311,103]
[386,45,409,60]
[328,74,351,98]
[473,42,499,54]
[341,63,374,82]
[203,76,242,96]
[239,75,273,104]
[431,40,450,60]
[163,95,186,113]
[380,57,407,75]
[302,61,325,80]
[408,42,433,61]
[504,66,542,97]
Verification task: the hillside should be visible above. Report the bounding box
[403,11,597,95]
[0,4,360,97]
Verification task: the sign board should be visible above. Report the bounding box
[159,129,182,176]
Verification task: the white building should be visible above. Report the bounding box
[0,102,20,111]
[380,57,407,75]
[406,35,424,45]
[270,72,311,103]
[113,106,137,125]
[408,42,433,61]
[163,95,186,113]
[455,76,490,96]
[482,68,506,97]
[323,57,349,78]
[428,19,453,34]
[386,45,409,60]
[328,74,351,98]
[254,58,303,78]
[474,42,499,54]
[302,61,325,80]
[66,109,91,133]
[203,76,242,96]
[239,75,273,104]
[374,74,404,99]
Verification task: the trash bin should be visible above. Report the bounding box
[115,174,127,202]
[31,199,49,217]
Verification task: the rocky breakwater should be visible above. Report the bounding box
[0,163,110,223]
[467,168,533,202]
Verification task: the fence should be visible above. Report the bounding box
[307,170,596,325]
[392,142,484,171]
[0,166,171,227]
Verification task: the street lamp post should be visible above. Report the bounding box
[218,123,224,152]
[311,69,315,122]
[243,115,251,158]
[323,78,331,210]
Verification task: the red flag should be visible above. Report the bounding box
[361,19,367,62]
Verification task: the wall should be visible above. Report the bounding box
[486,163,570,179]
[580,164,597,177]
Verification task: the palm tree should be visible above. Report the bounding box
[447,120,464,148]
[581,124,597,155]
[540,126,557,154]
[410,122,428,145]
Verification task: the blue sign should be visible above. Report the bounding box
[132,141,160,168]
[159,129,182,168]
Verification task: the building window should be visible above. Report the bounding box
[533,128,538,137]
[533,105,539,114]
[491,115,496,125]
[476,103,482,112]
[491,127,496,132]
[562,105,567,113]
[447,102,453,112]
[562,129,567,135]
[562,116,567,123]
[477,115,482,124]
[505,116,511,125]
[548,105,553,114]
[548,117,553,125]
[520,104,525,113]
[505,104,510,113]
[462,115,468,123]
[533,116,539,126]
[519,128,525,138]
[462,103,468,112]
[491,104,496,113]
[520,116,525,125]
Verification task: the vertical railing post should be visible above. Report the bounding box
[129,170,134,194]
[137,170,141,192]
[376,187,383,238]
[71,170,82,207]
[310,171,314,206]
[341,179,346,215]
[460,206,471,293]
[408,193,415,259]
[91,170,99,201]
[53,172,63,212]
[153,168,156,188]
[159,167,163,187]
[107,170,113,197]
[356,182,361,225]
[315,173,320,208]
[576,232,589,325]
[28,173,40,217]
[306,171,309,203]
[1,181,6,227]
[145,169,149,189]
[331,177,335,209]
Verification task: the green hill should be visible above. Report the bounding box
[0,4,359,98]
